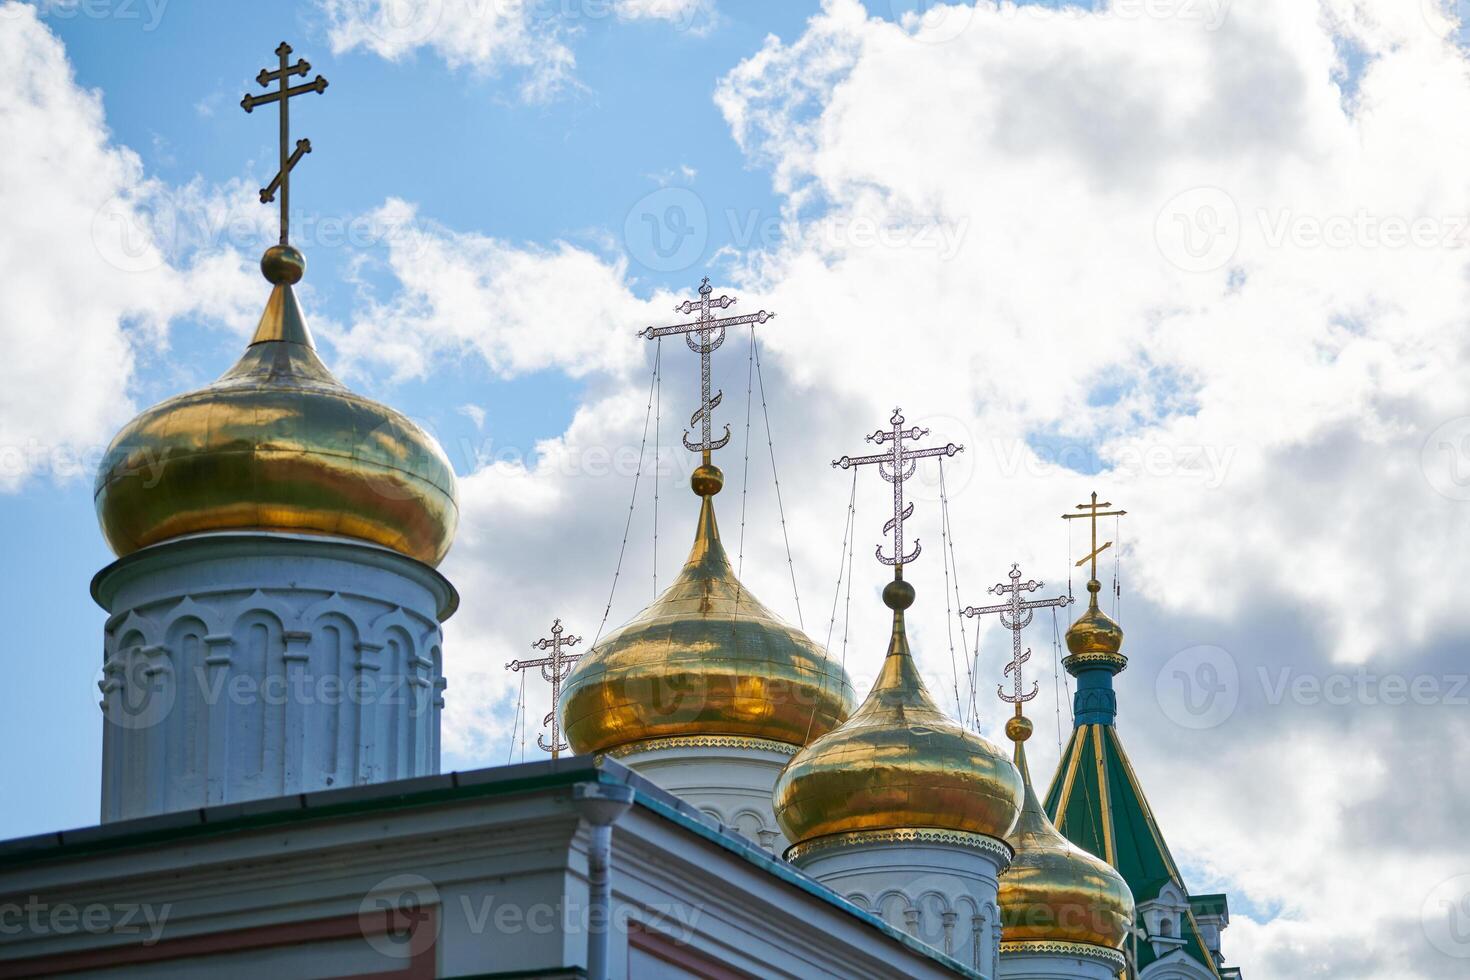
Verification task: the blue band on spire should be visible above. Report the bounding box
[1072,666,1118,726]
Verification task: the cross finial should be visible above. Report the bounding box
[241,41,329,247]
[833,407,962,573]
[963,562,1072,719]
[637,278,776,472]
[1060,491,1127,589]
[506,619,583,759]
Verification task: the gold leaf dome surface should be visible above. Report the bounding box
[561,484,855,754]
[773,588,1023,846]
[95,263,458,566]
[999,734,1134,952]
[999,735,1134,950]
[1063,582,1126,672]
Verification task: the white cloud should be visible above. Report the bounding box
[317,0,578,101]
[0,3,258,490]
[404,2,1470,975]
[614,0,718,34]
[325,199,651,382]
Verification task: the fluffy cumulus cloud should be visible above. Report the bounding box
[327,199,649,382]
[413,1,1470,975]
[0,3,259,491]
[317,0,722,95]
[318,0,579,100]
[614,0,717,33]
[12,0,1470,973]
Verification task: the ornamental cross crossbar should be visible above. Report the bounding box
[1061,491,1127,584]
[506,619,583,758]
[963,563,1072,710]
[833,408,962,567]
[241,41,329,246]
[637,277,775,462]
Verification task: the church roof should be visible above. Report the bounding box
[1043,721,1222,976]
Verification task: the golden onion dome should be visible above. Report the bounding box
[998,715,1134,950]
[1063,579,1126,674]
[561,464,855,755]
[94,246,458,566]
[773,577,1023,847]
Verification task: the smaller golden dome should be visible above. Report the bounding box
[999,730,1134,950]
[95,251,458,566]
[773,581,1023,846]
[1063,580,1126,673]
[561,478,854,754]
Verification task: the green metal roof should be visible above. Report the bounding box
[1043,723,1222,977]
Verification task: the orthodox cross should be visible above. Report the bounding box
[833,408,962,568]
[637,278,775,464]
[505,620,583,759]
[963,563,1072,712]
[1061,491,1127,585]
[241,42,329,245]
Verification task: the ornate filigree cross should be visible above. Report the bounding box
[964,563,1072,711]
[1061,491,1127,585]
[833,408,962,568]
[506,619,583,759]
[241,42,329,245]
[637,277,775,464]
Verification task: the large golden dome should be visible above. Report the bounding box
[773,578,1023,847]
[561,466,854,754]
[95,248,458,566]
[1062,580,1126,673]
[998,719,1134,951]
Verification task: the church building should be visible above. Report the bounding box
[0,41,1240,980]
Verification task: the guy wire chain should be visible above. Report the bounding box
[653,339,662,598]
[592,340,661,650]
[840,479,857,668]
[937,459,968,724]
[507,669,527,765]
[737,324,757,579]
[1051,605,1066,752]
[732,324,757,628]
[752,335,804,629]
[1113,512,1122,622]
[807,466,859,746]
[942,460,978,726]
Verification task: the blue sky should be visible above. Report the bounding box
[0,0,828,837]
[8,2,1470,973]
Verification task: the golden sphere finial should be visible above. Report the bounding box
[1005,715,1033,743]
[882,577,915,610]
[261,244,305,285]
[691,463,723,497]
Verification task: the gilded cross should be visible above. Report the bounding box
[833,408,962,568]
[963,563,1072,712]
[241,41,329,246]
[637,278,775,464]
[1060,491,1127,584]
[506,619,583,759]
